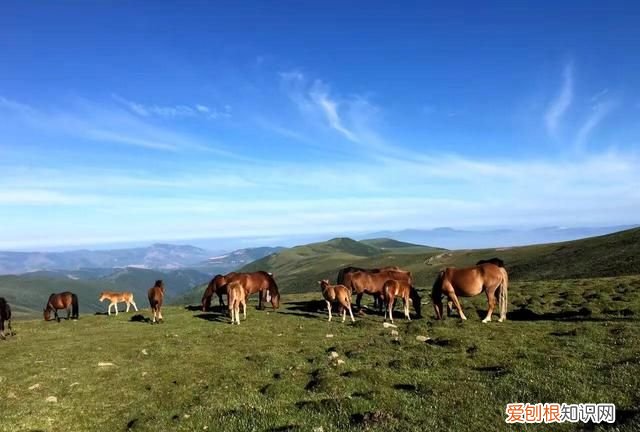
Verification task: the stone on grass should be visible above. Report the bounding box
[383,322,397,329]
[46,396,57,403]
[98,362,115,367]
[416,335,431,342]
[28,383,40,390]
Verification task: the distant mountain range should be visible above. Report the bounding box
[0,244,282,275]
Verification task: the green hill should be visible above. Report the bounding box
[178,228,640,304]
[176,237,442,304]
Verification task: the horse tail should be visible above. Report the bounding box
[71,293,79,319]
[499,268,509,321]
[336,268,346,285]
[410,285,422,317]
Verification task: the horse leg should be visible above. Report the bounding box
[242,300,246,320]
[326,300,332,322]
[356,293,363,311]
[482,288,496,323]
[404,297,411,321]
[115,302,118,316]
[218,293,225,309]
[125,302,130,313]
[443,281,467,320]
[342,305,347,323]
[132,301,138,312]
[258,290,265,310]
[158,309,163,323]
[447,301,454,317]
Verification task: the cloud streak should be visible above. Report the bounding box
[0,96,235,155]
[112,95,232,120]
[545,61,574,137]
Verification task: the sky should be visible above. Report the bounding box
[1,1,639,250]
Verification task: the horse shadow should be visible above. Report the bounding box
[193,312,228,323]
[498,306,637,322]
[184,305,203,312]
[129,314,152,323]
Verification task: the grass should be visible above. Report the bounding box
[2,276,640,431]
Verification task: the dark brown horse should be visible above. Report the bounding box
[0,297,13,339]
[44,292,79,322]
[342,268,414,312]
[224,271,280,310]
[201,272,238,311]
[336,266,402,310]
[382,279,421,323]
[148,280,165,323]
[431,263,508,323]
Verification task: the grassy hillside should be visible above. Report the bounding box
[221,228,640,297]
[1,276,639,431]
[177,237,443,304]
[0,267,211,317]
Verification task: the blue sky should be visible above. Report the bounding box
[1,1,639,250]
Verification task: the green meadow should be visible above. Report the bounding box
[1,274,639,431]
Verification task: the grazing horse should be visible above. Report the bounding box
[336,266,401,309]
[224,271,280,310]
[318,280,355,323]
[148,280,165,323]
[382,279,421,323]
[432,263,509,323]
[99,291,138,316]
[44,292,79,322]
[446,258,506,316]
[201,272,238,311]
[227,281,247,325]
[343,269,414,312]
[0,297,13,339]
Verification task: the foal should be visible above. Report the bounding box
[99,291,138,316]
[318,280,355,323]
[227,281,246,325]
[382,279,420,323]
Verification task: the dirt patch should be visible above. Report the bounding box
[350,410,393,427]
[393,383,417,392]
[550,329,578,337]
[426,338,454,347]
[473,365,510,377]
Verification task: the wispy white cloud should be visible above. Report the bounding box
[574,99,615,152]
[279,70,406,156]
[112,94,231,120]
[0,95,235,155]
[545,61,574,137]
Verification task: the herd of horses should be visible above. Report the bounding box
[0,258,509,337]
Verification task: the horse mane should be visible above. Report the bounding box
[154,280,163,288]
[476,258,505,268]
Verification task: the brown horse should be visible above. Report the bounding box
[0,297,13,339]
[432,263,508,323]
[44,292,79,322]
[343,268,414,312]
[99,291,138,315]
[336,266,401,309]
[224,271,280,310]
[382,279,421,323]
[201,272,238,311]
[227,281,247,325]
[148,280,165,323]
[446,258,506,316]
[318,280,355,323]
